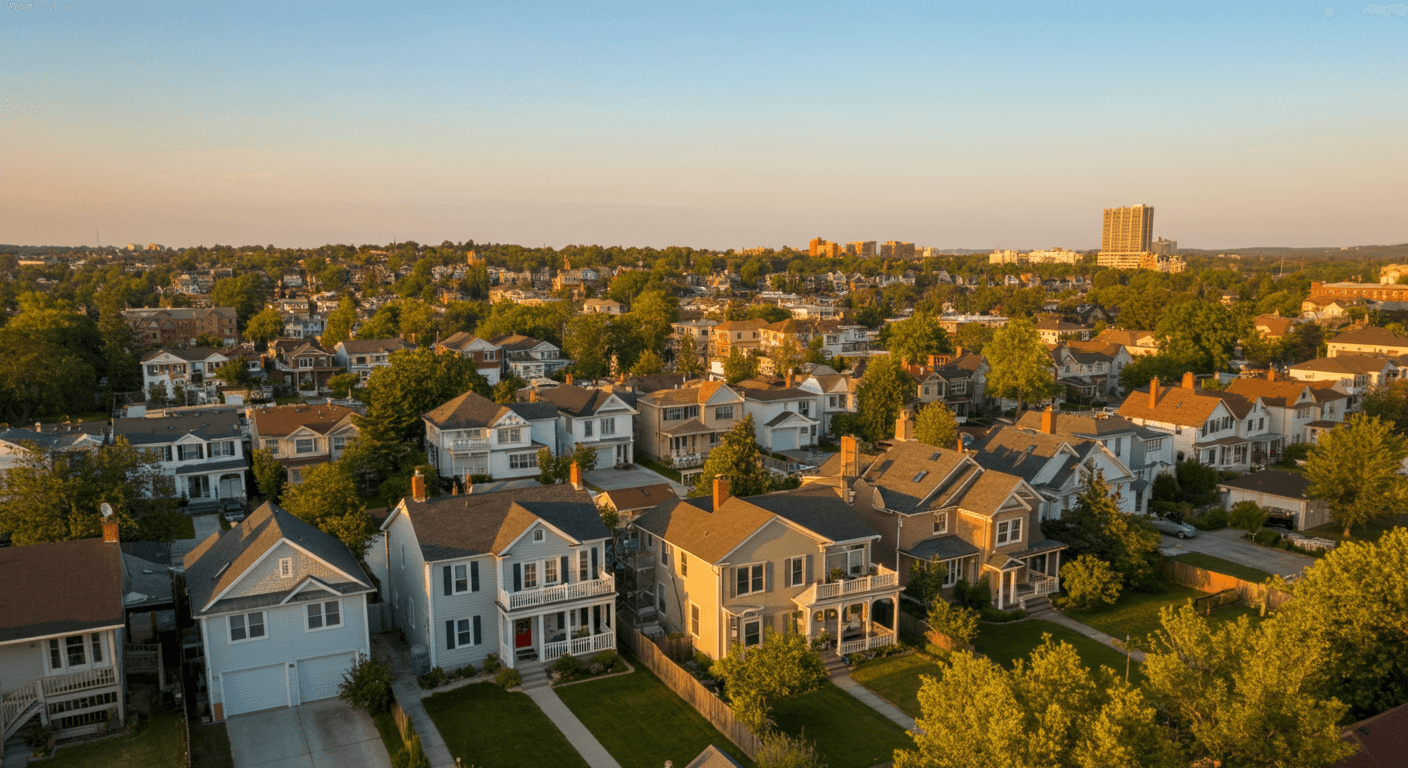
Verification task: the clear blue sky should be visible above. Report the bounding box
[3,1,1405,250]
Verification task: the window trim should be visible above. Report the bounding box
[453,564,470,594]
[305,599,343,632]
[933,512,948,535]
[279,558,293,578]
[735,563,765,597]
[995,518,1023,546]
[229,611,268,644]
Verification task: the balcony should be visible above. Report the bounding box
[451,438,490,453]
[498,573,616,611]
[796,565,899,606]
[2,667,118,740]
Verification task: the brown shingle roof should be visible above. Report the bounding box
[1329,327,1408,348]
[393,484,609,562]
[1116,383,1224,428]
[0,538,124,643]
[1095,329,1157,347]
[598,483,678,513]
[251,403,357,438]
[423,390,514,430]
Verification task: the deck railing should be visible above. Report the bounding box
[42,666,117,697]
[498,573,615,611]
[837,628,896,657]
[542,631,616,662]
[1025,573,1059,597]
[2,667,119,740]
[451,438,490,453]
[799,566,898,605]
[1,680,41,740]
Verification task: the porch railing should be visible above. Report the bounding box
[498,573,615,611]
[2,667,119,740]
[1,679,41,740]
[125,643,161,674]
[1025,573,1058,597]
[837,628,896,657]
[43,666,117,697]
[799,566,898,605]
[451,439,490,453]
[669,453,705,468]
[542,631,616,662]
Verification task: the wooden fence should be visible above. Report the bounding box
[619,629,762,759]
[898,609,927,639]
[1161,560,1295,612]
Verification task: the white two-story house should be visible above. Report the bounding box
[423,391,559,484]
[1117,374,1275,470]
[249,403,359,485]
[972,411,1141,517]
[332,338,412,383]
[142,347,234,403]
[1227,374,1349,446]
[796,369,856,437]
[490,334,570,379]
[537,382,639,468]
[378,477,614,671]
[435,332,504,386]
[184,503,375,720]
[739,381,822,454]
[112,408,248,511]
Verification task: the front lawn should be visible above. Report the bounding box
[1063,581,1265,651]
[976,620,1142,684]
[423,683,589,768]
[44,712,186,768]
[1304,520,1399,543]
[634,459,683,483]
[555,662,754,768]
[850,652,946,719]
[1173,552,1274,583]
[770,681,912,768]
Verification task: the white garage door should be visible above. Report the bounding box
[596,446,614,469]
[773,428,797,452]
[298,652,355,704]
[223,664,288,717]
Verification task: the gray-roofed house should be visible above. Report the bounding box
[111,408,248,513]
[737,378,822,453]
[1013,408,1175,508]
[183,502,375,720]
[1218,470,1332,531]
[423,390,560,484]
[537,382,640,468]
[629,477,900,660]
[0,424,105,479]
[977,409,1141,516]
[378,477,614,671]
[332,338,412,382]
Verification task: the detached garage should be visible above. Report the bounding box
[1218,470,1331,531]
[223,664,288,717]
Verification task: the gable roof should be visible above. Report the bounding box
[488,333,557,352]
[338,338,412,355]
[1224,379,1315,408]
[1328,327,1408,348]
[859,441,972,514]
[1095,329,1157,347]
[388,483,608,562]
[251,403,357,438]
[0,538,124,643]
[1254,315,1295,338]
[1012,410,1156,439]
[141,346,228,363]
[971,427,1075,481]
[642,380,741,407]
[1116,383,1224,428]
[597,483,678,513]
[183,502,370,616]
[113,409,244,445]
[538,383,632,417]
[424,390,520,430]
[1217,469,1310,499]
[1290,355,1395,375]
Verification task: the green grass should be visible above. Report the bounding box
[372,710,405,762]
[770,681,912,768]
[976,620,1143,684]
[44,712,187,768]
[188,721,234,768]
[1305,520,1399,543]
[1173,552,1274,583]
[1064,581,1263,651]
[555,661,755,768]
[423,682,589,768]
[850,652,946,719]
[634,459,683,483]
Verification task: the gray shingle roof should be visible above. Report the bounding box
[742,487,881,544]
[424,391,515,430]
[113,409,244,445]
[1216,469,1310,499]
[393,483,609,562]
[904,536,981,562]
[0,538,124,642]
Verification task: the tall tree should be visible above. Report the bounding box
[1302,413,1408,537]
[985,317,1059,411]
[692,415,772,498]
[770,339,805,380]
[250,448,287,501]
[852,354,914,442]
[1153,300,1243,372]
[564,313,613,381]
[210,273,267,327]
[1360,380,1408,434]
[280,461,378,559]
[722,348,759,385]
[629,349,664,376]
[914,401,958,449]
[884,314,952,366]
[244,307,285,348]
[319,294,359,348]
[675,332,704,378]
[1040,466,1161,588]
[627,289,680,351]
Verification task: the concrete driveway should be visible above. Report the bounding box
[227,699,390,768]
[1161,528,1316,577]
[587,464,689,495]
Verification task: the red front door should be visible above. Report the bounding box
[515,619,532,649]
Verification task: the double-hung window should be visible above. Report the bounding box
[498,427,521,444]
[307,600,342,631]
[545,558,559,585]
[455,618,477,646]
[933,512,948,535]
[523,563,538,589]
[736,564,764,596]
[229,611,266,642]
[264,438,280,455]
[600,418,615,436]
[296,438,316,454]
[943,559,961,587]
[509,452,538,470]
[690,603,700,636]
[209,441,234,457]
[995,518,1023,546]
[788,557,805,587]
[714,405,734,420]
[657,583,667,615]
[65,635,86,667]
[584,420,594,437]
[453,564,469,593]
[579,551,590,581]
[178,444,203,461]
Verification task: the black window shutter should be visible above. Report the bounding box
[560,556,569,583]
[590,547,598,578]
[470,561,480,592]
[513,563,522,592]
[445,620,455,650]
[443,565,452,596]
[473,616,482,645]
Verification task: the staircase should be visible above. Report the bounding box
[1,680,41,743]
[517,661,550,691]
[1020,593,1052,614]
[823,653,849,679]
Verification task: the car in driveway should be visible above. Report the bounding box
[1147,516,1199,539]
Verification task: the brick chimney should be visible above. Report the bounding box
[840,435,859,478]
[1182,372,1196,390]
[1268,368,1277,382]
[1149,377,1160,409]
[1041,405,1055,434]
[411,469,427,502]
[785,370,794,389]
[566,372,574,386]
[955,346,963,358]
[896,409,914,441]
[103,520,120,544]
[927,354,941,368]
[713,474,729,508]
[528,389,539,403]
[570,461,583,491]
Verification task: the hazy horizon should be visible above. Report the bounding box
[4,2,1406,251]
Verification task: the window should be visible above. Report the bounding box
[279,558,293,578]
[264,438,280,455]
[996,518,1023,545]
[510,452,538,470]
[533,529,545,542]
[498,427,522,444]
[295,438,315,454]
[679,552,688,576]
[714,405,734,420]
[332,436,347,451]
[48,639,62,669]
[299,357,312,369]
[798,401,810,416]
[933,512,948,535]
[455,618,476,646]
[828,396,839,408]
[584,420,593,437]
[657,583,667,615]
[736,564,764,596]
[66,635,86,667]
[690,603,700,637]
[229,611,266,642]
[178,444,203,461]
[579,551,590,581]
[789,557,804,587]
[744,619,761,647]
[454,564,469,593]
[209,441,234,457]
[306,600,341,630]
[523,563,538,589]
[600,417,616,436]
[943,559,961,587]
[545,558,559,585]
[661,543,671,567]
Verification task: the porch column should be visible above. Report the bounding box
[864,602,873,638]
[534,614,544,659]
[995,572,1004,610]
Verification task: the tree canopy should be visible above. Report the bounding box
[692,414,772,499]
[851,354,914,442]
[1302,413,1408,537]
[985,317,1060,410]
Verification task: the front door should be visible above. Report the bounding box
[514,619,532,649]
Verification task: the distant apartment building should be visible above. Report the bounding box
[1309,280,1408,308]
[1150,237,1178,255]
[988,248,1081,266]
[123,307,239,347]
[809,237,844,258]
[1101,204,1154,254]
[848,241,876,258]
[879,241,914,259]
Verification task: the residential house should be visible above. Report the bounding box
[122,307,239,347]
[1035,316,1093,344]
[1218,470,1332,532]
[536,382,639,468]
[672,320,718,356]
[249,404,360,485]
[1326,327,1408,358]
[491,334,570,379]
[1288,355,1396,410]
[581,298,623,316]
[1012,410,1175,502]
[1094,328,1161,357]
[1225,373,1348,446]
[332,338,413,382]
[796,369,856,437]
[0,526,127,741]
[903,352,988,421]
[280,311,329,340]
[1051,341,1133,401]
[183,503,375,719]
[423,391,558,483]
[635,381,745,487]
[435,332,504,386]
[630,479,900,660]
[112,408,248,510]
[271,340,341,391]
[141,347,235,402]
[737,379,822,454]
[759,319,871,360]
[1254,314,1295,340]
[0,424,104,479]
[1116,374,1278,470]
[709,320,768,357]
[378,478,614,670]
[594,483,677,526]
[972,411,1140,517]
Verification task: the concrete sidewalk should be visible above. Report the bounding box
[828,666,920,734]
[524,686,623,768]
[1039,610,1147,663]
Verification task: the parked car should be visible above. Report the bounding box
[1148,516,1198,539]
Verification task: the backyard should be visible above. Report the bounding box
[770,681,912,768]
[555,662,755,768]
[422,683,589,768]
[42,712,186,768]
[1064,581,1265,651]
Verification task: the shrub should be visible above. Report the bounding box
[1277,442,1313,467]
[951,577,992,610]
[552,653,585,680]
[591,650,619,672]
[1228,500,1269,532]
[25,722,53,753]
[449,662,476,679]
[756,730,826,768]
[417,666,447,689]
[926,600,980,644]
[338,653,395,714]
[495,667,522,689]
[1189,507,1229,531]
[481,654,502,674]
[1175,460,1220,505]
[1254,530,1281,547]
[979,606,1028,623]
[1059,555,1123,610]
[1151,472,1181,503]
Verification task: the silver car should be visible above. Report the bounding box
[1147,517,1198,539]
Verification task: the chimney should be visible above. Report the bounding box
[785,370,794,389]
[840,435,859,478]
[1182,372,1196,390]
[896,409,914,441]
[955,346,963,358]
[570,461,583,491]
[1149,377,1160,409]
[956,432,965,453]
[103,520,120,544]
[1041,405,1055,434]
[411,469,427,502]
[713,474,729,508]
[927,354,940,368]
[529,389,539,403]
[565,372,574,386]
[1268,368,1277,382]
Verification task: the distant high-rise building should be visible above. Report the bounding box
[1150,237,1177,256]
[880,241,915,259]
[849,241,876,258]
[1098,204,1167,270]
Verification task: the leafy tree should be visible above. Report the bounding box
[319,295,359,349]
[1303,413,1408,537]
[1058,555,1122,610]
[884,314,952,366]
[914,402,958,449]
[280,461,378,559]
[327,373,360,399]
[628,289,680,351]
[1227,500,1268,532]
[210,273,267,327]
[713,628,827,733]
[1360,379,1408,434]
[355,303,401,340]
[244,307,285,348]
[1173,460,1219,505]
[985,318,1059,411]
[953,322,996,355]
[565,313,613,381]
[629,349,664,376]
[251,448,287,501]
[398,298,439,344]
[0,295,103,422]
[1153,301,1243,372]
[475,300,572,347]
[746,304,791,324]
[1118,352,1196,392]
[692,415,772,499]
[926,600,979,645]
[851,354,913,442]
[722,349,759,385]
[769,339,806,381]
[755,731,826,768]
[493,374,527,405]
[676,332,704,377]
[147,381,168,405]
[215,358,252,388]
[1041,466,1161,589]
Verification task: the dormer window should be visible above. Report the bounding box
[533,529,545,543]
[279,558,292,578]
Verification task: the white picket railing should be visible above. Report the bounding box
[1026,573,1058,597]
[1,679,41,740]
[451,439,490,453]
[542,631,617,662]
[801,567,898,604]
[837,628,897,657]
[42,666,117,697]
[499,573,616,611]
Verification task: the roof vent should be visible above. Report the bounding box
[913,470,928,483]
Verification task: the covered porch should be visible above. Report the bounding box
[986,541,1064,611]
[497,598,616,668]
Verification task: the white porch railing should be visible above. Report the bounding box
[798,566,898,605]
[451,438,490,453]
[498,573,615,611]
[42,666,117,697]
[837,628,897,657]
[1025,573,1058,597]
[542,631,616,662]
[669,453,705,468]
[1,679,41,740]
[2,667,118,740]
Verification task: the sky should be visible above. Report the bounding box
[3,1,1406,251]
